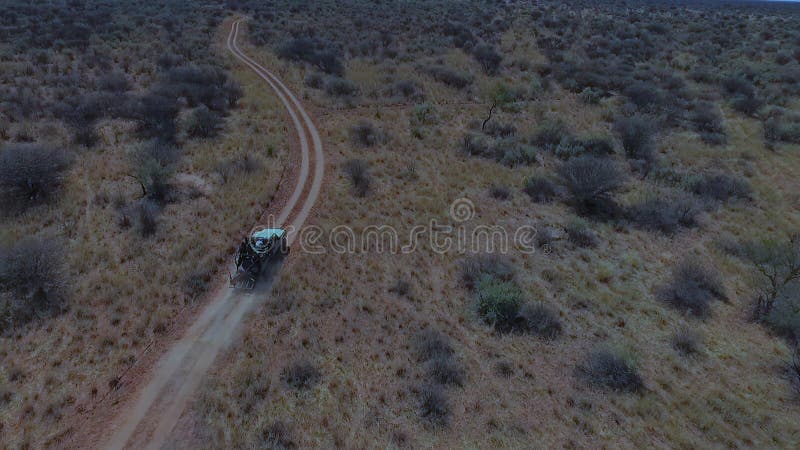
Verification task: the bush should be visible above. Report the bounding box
[475,275,523,332]
[0,236,70,332]
[0,144,72,211]
[623,81,663,112]
[576,350,644,393]
[425,65,472,89]
[425,357,464,386]
[418,385,449,426]
[672,327,702,356]
[460,254,514,290]
[689,172,751,201]
[558,156,625,217]
[742,233,800,321]
[613,115,656,166]
[762,290,800,340]
[571,136,615,158]
[460,133,491,158]
[657,258,727,318]
[514,303,562,339]
[413,330,454,362]
[277,38,344,76]
[349,121,385,147]
[281,361,321,390]
[731,94,762,116]
[494,138,537,167]
[215,154,263,184]
[689,102,725,144]
[483,122,517,138]
[389,279,411,297]
[185,105,222,138]
[130,140,181,203]
[304,72,325,89]
[530,121,570,151]
[385,80,422,100]
[489,185,511,200]
[565,218,598,248]
[523,176,560,203]
[627,193,701,234]
[134,93,179,141]
[136,200,159,237]
[97,71,130,92]
[324,76,358,97]
[342,159,370,197]
[261,421,295,449]
[473,44,502,75]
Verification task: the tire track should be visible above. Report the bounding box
[102,18,324,450]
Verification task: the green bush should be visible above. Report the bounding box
[475,275,523,332]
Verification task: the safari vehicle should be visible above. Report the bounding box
[230,228,288,289]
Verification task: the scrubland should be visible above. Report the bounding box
[182,1,800,448]
[3,0,800,448]
[0,2,287,446]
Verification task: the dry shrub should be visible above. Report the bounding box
[460,254,515,290]
[558,156,625,217]
[565,218,598,248]
[613,115,656,167]
[418,384,450,426]
[523,176,560,203]
[689,172,751,202]
[576,350,644,393]
[349,121,386,147]
[281,361,320,390]
[342,158,371,197]
[0,144,71,211]
[413,330,454,362]
[489,185,511,200]
[261,421,296,449]
[657,258,726,318]
[0,236,70,332]
[514,303,562,339]
[136,200,159,237]
[672,327,702,356]
[425,357,464,387]
[627,193,701,234]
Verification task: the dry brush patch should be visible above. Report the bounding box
[182,25,800,447]
[0,16,289,447]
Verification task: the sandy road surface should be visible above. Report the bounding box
[101,19,324,450]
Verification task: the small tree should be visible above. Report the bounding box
[129,140,181,203]
[743,233,800,319]
[482,82,518,131]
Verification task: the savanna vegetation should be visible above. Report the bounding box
[0,0,288,446]
[3,0,800,448]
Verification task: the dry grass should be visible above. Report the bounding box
[178,17,800,450]
[0,23,288,447]
[5,4,800,449]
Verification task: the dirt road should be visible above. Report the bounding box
[102,19,324,449]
